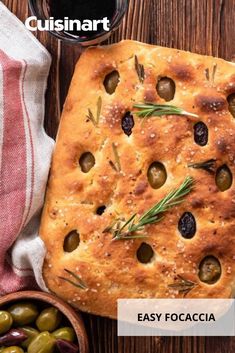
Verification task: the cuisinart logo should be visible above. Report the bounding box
[24,16,110,32]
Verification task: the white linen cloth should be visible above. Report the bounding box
[0,1,54,295]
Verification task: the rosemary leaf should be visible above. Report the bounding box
[188,159,216,174]
[87,109,96,126]
[205,68,210,81]
[109,160,119,172]
[133,103,198,119]
[59,268,87,290]
[59,277,86,290]
[96,96,102,125]
[135,55,145,83]
[86,96,102,126]
[103,221,117,234]
[118,213,136,232]
[112,233,147,241]
[111,143,121,172]
[104,176,194,241]
[212,63,217,83]
[168,275,197,296]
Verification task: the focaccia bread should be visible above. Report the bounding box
[40,40,235,319]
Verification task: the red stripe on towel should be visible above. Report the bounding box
[0,50,33,292]
[21,59,35,229]
[0,50,26,246]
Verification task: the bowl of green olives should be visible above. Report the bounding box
[0,291,89,353]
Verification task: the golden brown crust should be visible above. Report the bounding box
[40,40,235,319]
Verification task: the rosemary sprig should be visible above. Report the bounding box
[188,159,217,174]
[135,55,145,83]
[103,218,146,240]
[168,275,197,297]
[59,269,87,290]
[109,143,121,172]
[86,96,102,126]
[104,176,194,241]
[133,103,198,119]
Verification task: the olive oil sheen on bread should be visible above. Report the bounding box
[49,0,116,37]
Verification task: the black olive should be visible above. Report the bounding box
[122,112,135,136]
[64,231,80,252]
[227,93,235,118]
[0,329,28,346]
[96,206,106,215]
[79,152,95,173]
[156,77,175,101]
[199,256,221,284]
[178,212,196,239]
[137,243,154,264]
[194,121,208,146]
[103,70,120,95]
[56,339,79,353]
[215,164,233,192]
[147,162,167,189]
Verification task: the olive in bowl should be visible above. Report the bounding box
[0,291,88,353]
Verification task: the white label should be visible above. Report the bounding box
[118,299,235,336]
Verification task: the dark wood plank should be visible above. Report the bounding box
[1,0,235,352]
[37,33,62,138]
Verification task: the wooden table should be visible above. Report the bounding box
[2,0,235,352]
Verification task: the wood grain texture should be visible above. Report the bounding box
[1,0,235,352]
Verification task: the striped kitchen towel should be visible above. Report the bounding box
[0,2,54,295]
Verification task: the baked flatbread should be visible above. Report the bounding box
[40,40,235,319]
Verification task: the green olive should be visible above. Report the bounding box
[227,93,235,118]
[1,347,24,353]
[52,327,76,342]
[28,332,56,353]
[8,303,39,326]
[199,256,221,284]
[63,231,80,253]
[137,243,154,264]
[156,77,175,101]
[0,311,13,334]
[36,308,62,332]
[103,70,120,94]
[21,327,39,348]
[215,164,233,191]
[79,152,95,173]
[147,162,167,189]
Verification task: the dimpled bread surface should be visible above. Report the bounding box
[40,40,235,319]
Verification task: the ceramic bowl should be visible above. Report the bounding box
[0,290,89,353]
